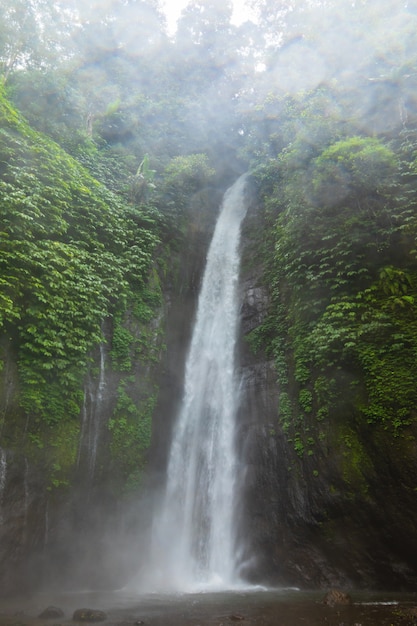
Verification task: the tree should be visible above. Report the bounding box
[0,0,75,82]
[311,136,398,208]
[0,0,41,81]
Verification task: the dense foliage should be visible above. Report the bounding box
[248,79,417,464]
[0,84,164,485]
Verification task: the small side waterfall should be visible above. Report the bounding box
[147,175,249,591]
[0,448,7,525]
[77,340,107,480]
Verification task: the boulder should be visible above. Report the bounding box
[38,606,65,619]
[73,608,107,622]
[404,606,417,618]
[322,589,352,607]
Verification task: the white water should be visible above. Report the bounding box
[0,448,7,525]
[147,175,249,592]
[77,340,107,477]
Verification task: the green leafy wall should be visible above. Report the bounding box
[0,84,163,493]
[242,78,417,449]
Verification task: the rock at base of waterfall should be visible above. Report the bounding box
[404,606,417,618]
[322,589,352,606]
[38,606,65,619]
[73,608,107,622]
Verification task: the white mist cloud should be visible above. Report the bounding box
[162,0,256,35]
[267,39,327,94]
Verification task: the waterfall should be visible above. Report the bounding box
[148,174,249,592]
[23,457,29,541]
[89,342,106,475]
[0,448,6,525]
[77,340,107,479]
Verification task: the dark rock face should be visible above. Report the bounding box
[0,446,47,595]
[148,186,221,481]
[236,209,288,585]
[0,301,166,595]
[236,198,417,590]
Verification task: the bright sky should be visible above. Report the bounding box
[162,0,256,35]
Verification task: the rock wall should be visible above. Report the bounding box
[147,185,223,484]
[236,193,417,591]
[0,308,166,594]
[0,179,223,596]
[2,174,417,595]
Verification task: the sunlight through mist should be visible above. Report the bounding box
[162,0,256,35]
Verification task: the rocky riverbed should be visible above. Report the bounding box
[1,589,417,626]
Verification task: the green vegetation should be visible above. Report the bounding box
[0,83,165,489]
[108,383,157,492]
[0,83,159,420]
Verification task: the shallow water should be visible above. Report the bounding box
[1,588,417,626]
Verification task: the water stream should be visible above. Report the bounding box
[147,175,249,591]
[77,340,107,480]
[0,448,6,525]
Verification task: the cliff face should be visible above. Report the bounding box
[0,87,168,595]
[0,303,172,593]
[236,197,417,590]
[147,185,223,483]
[0,311,165,595]
[2,174,417,595]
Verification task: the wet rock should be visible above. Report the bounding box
[322,589,352,607]
[73,608,107,622]
[404,606,417,617]
[229,613,245,621]
[38,606,65,619]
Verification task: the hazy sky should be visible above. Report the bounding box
[162,0,256,34]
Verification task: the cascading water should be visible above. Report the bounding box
[0,448,7,525]
[148,174,249,592]
[77,340,107,479]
